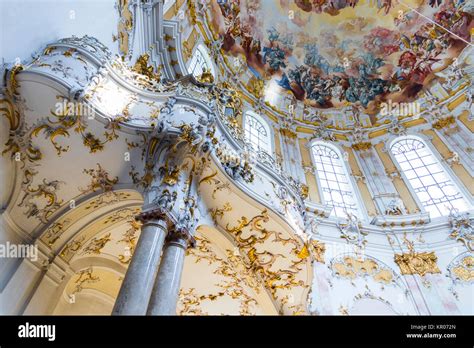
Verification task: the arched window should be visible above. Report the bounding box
[390,137,469,218]
[244,111,272,154]
[187,44,215,79]
[311,143,360,218]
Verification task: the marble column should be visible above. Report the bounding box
[112,210,168,315]
[146,229,195,315]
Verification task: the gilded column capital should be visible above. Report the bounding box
[166,227,196,249]
[135,207,174,227]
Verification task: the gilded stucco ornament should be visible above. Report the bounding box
[42,219,71,246]
[309,117,335,142]
[386,115,407,136]
[297,239,325,263]
[394,235,441,277]
[432,115,456,130]
[351,141,373,151]
[117,220,141,264]
[109,57,177,93]
[247,76,265,99]
[448,208,473,251]
[337,212,367,248]
[349,120,372,151]
[32,96,121,155]
[215,146,255,183]
[80,232,112,255]
[114,0,134,59]
[132,53,161,82]
[385,198,404,216]
[60,235,86,259]
[197,68,214,84]
[153,189,178,212]
[209,202,232,225]
[331,255,398,285]
[131,156,158,187]
[174,197,198,239]
[1,65,53,223]
[448,253,474,283]
[178,235,261,315]
[80,163,119,193]
[159,162,180,186]
[224,209,308,313]
[18,177,64,224]
[71,267,100,295]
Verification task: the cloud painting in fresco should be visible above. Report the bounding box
[208,0,473,117]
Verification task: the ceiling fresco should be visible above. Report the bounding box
[208,0,473,118]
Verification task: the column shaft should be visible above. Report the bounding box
[112,219,167,315]
[146,236,188,315]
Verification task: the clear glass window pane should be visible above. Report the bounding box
[244,112,272,155]
[188,45,215,79]
[311,143,360,218]
[391,137,469,218]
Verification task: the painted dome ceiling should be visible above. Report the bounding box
[207,0,474,119]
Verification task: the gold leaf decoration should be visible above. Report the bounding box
[332,255,395,284]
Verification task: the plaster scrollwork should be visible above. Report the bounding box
[331,254,400,286]
[31,95,123,155]
[60,235,86,259]
[103,207,141,226]
[33,46,97,87]
[208,202,232,225]
[117,220,141,264]
[1,67,63,223]
[80,232,112,255]
[385,198,404,216]
[348,120,373,151]
[448,208,473,251]
[223,209,309,314]
[337,212,367,249]
[394,234,441,277]
[42,219,72,247]
[71,267,100,295]
[83,191,134,211]
[214,145,255,183]
[18,177,64,224]
[297,238,325,264]
[57,36,112,63]
[131,53,161,82]
[447,252,474,284]
[441,64,465,91]
[79,164,119,193]
[308,117,335,142]
[352,290,400,315]
[178,235,261,315]
[153,189,178,212]
[108,57,179,94]
[386,115,408,136]
[174,197,199,238]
